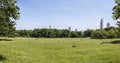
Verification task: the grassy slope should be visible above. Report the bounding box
[0,38,119,63]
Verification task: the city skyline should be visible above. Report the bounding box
[16,0,117,31]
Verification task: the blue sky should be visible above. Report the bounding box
[16,0,116,31]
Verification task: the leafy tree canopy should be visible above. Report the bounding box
[0,0,20,37]
[113,0,120,20]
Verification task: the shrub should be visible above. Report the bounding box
[91,29,108,39]
[107,29,116,38]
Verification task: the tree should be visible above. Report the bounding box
[70,31,79,38]
[83,29,93,37]
[104,27,116,31]
[112,0,120,38]
[60,29,70,38]
[107,29,116,38]
[113,0,120,20]
[16,30,32,37]
[113,0,120,28]
[0,0,20,37]
[77,31,83,37]
[91,30,108,39]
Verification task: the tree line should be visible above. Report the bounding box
[82,27,120,39]
[14,26,120,39]
[15,28,83,38]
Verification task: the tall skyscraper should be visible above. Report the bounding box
[100,19,103,29]
[107,22,110,28]
[68,27,71,31]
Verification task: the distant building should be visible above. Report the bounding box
[68,27,71,31]
[49,25,51,29]
[100,19,103,29]
[75,29,78,32]
[107,22,110,28]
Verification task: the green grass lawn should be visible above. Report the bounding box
[0,38,120,63]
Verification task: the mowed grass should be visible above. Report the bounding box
[0,38,120,63]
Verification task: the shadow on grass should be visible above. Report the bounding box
[109,40,120,44]
[0,55,7,62]
[100,40,120,45]
[0,38,13,41]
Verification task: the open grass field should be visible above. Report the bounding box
[0,38,120,63]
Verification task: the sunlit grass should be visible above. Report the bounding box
[0,38,119,63]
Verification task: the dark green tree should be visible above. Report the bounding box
[104,27,116,31]
[0,0,20,37]
[112,0,120,38]
[77,31,83,37]
[91,30,108,39]
[83,29,93,37]
[60,29,70,38]
[113,0,120,20]
[70,31,79,38]
[107,29,116,38]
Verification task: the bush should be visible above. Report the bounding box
[91,29,108,39]
[83,29,93,37]
[70,31,79,38]
[107,29,116,38]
